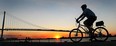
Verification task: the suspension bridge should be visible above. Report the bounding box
[0,11,72,40]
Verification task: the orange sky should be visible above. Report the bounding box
[3,31,69,39]
[3,30,116,39]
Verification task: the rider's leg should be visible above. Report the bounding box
[84,19,94,40]
[86,25,93,39]
[88,26,94,40]
[89,17,97,40]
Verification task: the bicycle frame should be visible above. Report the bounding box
[77,22,89,34]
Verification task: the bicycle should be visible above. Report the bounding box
[69,20,109,42]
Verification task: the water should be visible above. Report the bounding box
[3,37,116,42]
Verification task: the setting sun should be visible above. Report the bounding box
[54,34,61,39]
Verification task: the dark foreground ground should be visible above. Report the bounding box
[0,41,116,46]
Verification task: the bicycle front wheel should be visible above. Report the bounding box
[93,27,109,41]
[69,29,83,42]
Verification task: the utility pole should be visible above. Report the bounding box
[1,11,6,40]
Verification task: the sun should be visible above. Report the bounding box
[54,34,61,39]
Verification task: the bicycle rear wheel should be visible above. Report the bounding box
[93,27,109,41]
[69,29,83,42]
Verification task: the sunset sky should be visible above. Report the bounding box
[0,0,116,38]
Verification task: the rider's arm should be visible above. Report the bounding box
[79,15,85,22]
[77,13,85,22]
[77,14,83,20]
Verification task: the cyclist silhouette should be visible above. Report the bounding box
[76,4,97,41]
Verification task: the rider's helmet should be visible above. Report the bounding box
[81,4,87,9]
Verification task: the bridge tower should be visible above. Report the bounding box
[1,11,6,40]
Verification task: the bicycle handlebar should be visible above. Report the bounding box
[75,19,81,29]
[75,18,85,28]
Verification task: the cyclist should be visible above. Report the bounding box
[76,4,97,41]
